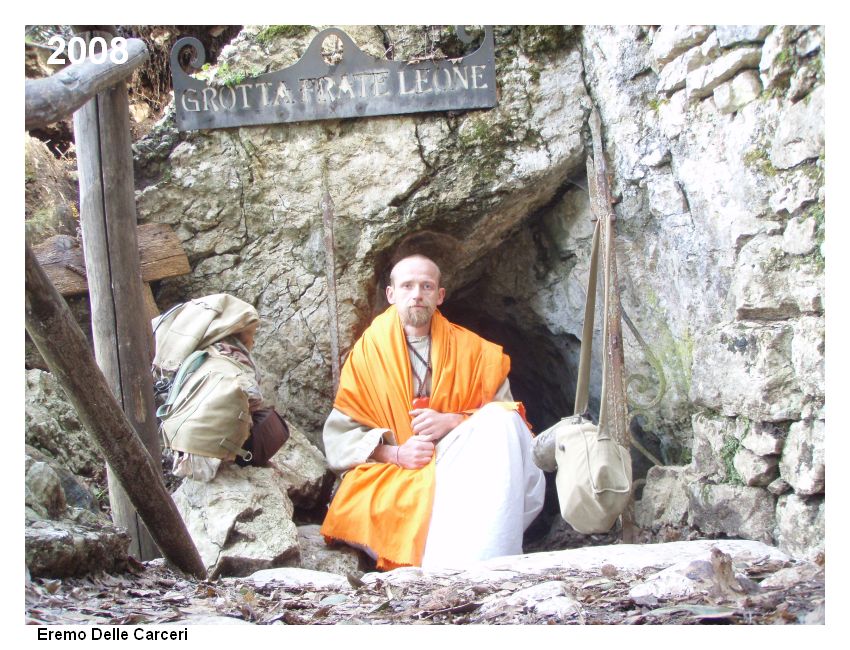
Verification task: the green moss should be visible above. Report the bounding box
[720,435,744,486]
[215,62,248,87]
[648,97,668,113]
[518,25,574,57]
[256,25,312,45]
[743,147,778,177]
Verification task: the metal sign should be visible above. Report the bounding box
[170,26,497,131]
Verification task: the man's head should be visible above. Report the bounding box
[386,255,445,333]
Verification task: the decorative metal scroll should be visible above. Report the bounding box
[170,26,497,131]
[621,305,668,416]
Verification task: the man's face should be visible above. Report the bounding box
[386,257,445,329]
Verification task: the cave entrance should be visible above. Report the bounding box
[439,298,579,434]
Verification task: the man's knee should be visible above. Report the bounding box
[471,402,527,431]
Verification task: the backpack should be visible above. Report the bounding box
[156,346,254,463]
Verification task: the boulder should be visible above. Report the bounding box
[770,85,824,169]
[774,493,824,560]
[687,483,776,544]
[26,519,130,578]
[732,447,778,487]
[732,235,823,320]
[270,423,333,513]
[690,323,805,422]
[779,419,825,496]
[245,566,352,591]
[25,369,104,478]
[685,46,762,100]
[650,25,714,68]
[714,26,772,48]
[25,456,67,520]
[296,524,369,576]
[713,70,762,114]
[171,463,300,579]
[634,465,689,529]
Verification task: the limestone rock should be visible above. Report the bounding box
[732,235,823,320]
[791,316,824,408]
[781,216,818,255]
[630,554,758,602]
[740,422,784,457]
[759,559,822,589]
[713,70,762,114]
[246,566,352,591]
[270,423,332,512]
[779,419,824,496]
[759,26,801,92]
[24,134,78,245]
[364,539,790,585]
[774,493,824,560]
[688,413,746,483]
[480,580,580,618]
[690,322,804,422]
[25,369,104,478]
[769,166,821,216]
[26,445,100,513]
[770,85,824,170]
[767,478,791,496]
[714,26,772,48]
[650,25,714,68]
[685,46,762,101]
[656,45,715,95]
[26,519,130,578]
[687,483,776,544]
[172,463,299,578]
[25,456,67,520]
[795,27,823,58]
[634,465,689,529]
[732,446,778,487]
[297,524,369,576]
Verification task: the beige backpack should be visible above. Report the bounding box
[156,347,253,462]
[152,294,260,462]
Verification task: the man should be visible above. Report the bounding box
[320,255,545,570]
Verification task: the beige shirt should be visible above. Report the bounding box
[323,335,513,475]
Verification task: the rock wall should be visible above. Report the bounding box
[130,25,823,556]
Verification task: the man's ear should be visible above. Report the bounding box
[386,285,395,304]
[437,287,445,305]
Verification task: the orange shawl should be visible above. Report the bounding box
[320,306,517,569]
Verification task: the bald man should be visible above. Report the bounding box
[320,255,545,570]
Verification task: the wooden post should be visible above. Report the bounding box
[72,29,160,560]
[25,244,207,579]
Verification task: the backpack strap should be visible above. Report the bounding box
[156,349,208,418]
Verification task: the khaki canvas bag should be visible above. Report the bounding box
[534,218,632,534]
[152,294,260,373]
[156,347,254,462]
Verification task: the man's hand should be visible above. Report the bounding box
[396,436,435,469]
[409,408,464,443]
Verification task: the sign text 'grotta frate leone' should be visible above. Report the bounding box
[171,27,498,131]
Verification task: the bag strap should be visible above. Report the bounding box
[156,349,208,418]
[572,213,617,441]
[573,219,601,416]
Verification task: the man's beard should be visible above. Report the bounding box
[403,304,434,328]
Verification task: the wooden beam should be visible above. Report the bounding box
[25,38,148,131]
[32,223,190,297]
[25,244,207,579]
[73,30,161,560]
